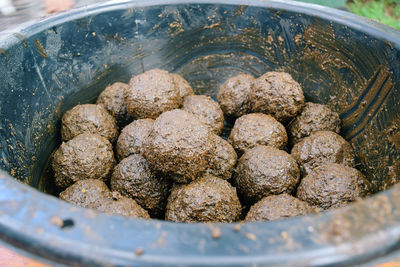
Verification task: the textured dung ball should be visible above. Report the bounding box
[234,145,300,204]
[97,192,150,219]
[171,73,194,100]
[250,72,305,123]
[143,109,215,183]
[297,163,372,210]
[59,179,113,209]
[125,69,181,119]
[110,154,170,217]
[61,104,118,142]
[116,119,154,160]
[59,179,149,218]
[52,133,116,189]
[245,194,316,222]
[97,82,132,128]
[165,174,242,223]
[229,113,287,155]
[291,131,355,176]
[288,102,341,145]
[217,74,254,118]
[207,135,237,180]
[183,95,224,135]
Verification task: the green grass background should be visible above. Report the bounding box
[297,0,400,30]
[297,0,347,8]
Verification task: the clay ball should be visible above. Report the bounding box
[165,174,242,223]
[143,109,214,183]
[125,69,181,119]
[250,72,305,123]
[245,194,316,222]
[60,179,149,218]
[52,133,116,189]
[229,113,287,155]
[96,82,132,128]
[207,135,237,180]
[61,104,118,142]
[110,154,170,217]
[59,179,113,209]
[171,73,194,100]
[297,163,372,210]
[288,102,341,145]
[183,95,224,135]
[234,145,300,204]
[291,130,355,176]
[217,74,254,118]
[116,119,154,160]
[97,192,150,219]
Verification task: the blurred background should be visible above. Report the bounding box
[0,0,105,32]
[346,0,400,30]
[0,0,399,32]
[301,0,400,30]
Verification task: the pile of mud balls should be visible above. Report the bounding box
[52,69,372,222]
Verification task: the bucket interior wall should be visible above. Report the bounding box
[0,3,399,194]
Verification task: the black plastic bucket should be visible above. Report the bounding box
[1,0,400,265]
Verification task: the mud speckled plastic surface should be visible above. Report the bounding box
[0,0,400,265]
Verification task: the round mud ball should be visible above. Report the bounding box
[244,194,316,222]
[61,104,118,142]
[97,82,132,128]
[217,74,254,118]
[297,163,372,210]
[52,133,116,189]
[171,73,194,100]
[234,145,300,204]
[59,179,113,209]
[115,119,154,161]
[97,192,150,219]
[165,174,242,223]
[143,109,215,183]
[207,135,237,180]
[125,69,181,119]
[288,102,341,145]
[291,130,355,177]
[110,154,170,217]
[183,95,224,135]
[250,71,305,123]
[229,113,287,155]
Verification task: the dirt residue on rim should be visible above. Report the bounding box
[319,191,395,245]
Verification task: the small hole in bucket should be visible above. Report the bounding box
[60,219,75,230]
